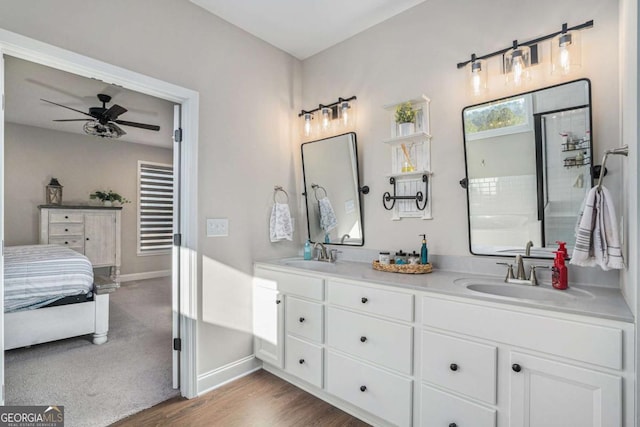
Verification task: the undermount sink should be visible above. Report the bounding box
[280,258,337,271]
[455,278,593,303]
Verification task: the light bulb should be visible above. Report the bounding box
[321,107,331,132]
[340,102,350,126]
[469,59,486,96]
[552,31,580,76]
[504,45,530,88]
[303,113,313,137]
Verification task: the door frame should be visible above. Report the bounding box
[0,28,199,398]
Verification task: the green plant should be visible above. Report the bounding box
[90,190,130,204]
[395,102,416,124]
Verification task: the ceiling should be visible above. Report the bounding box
[4,56,175,148]
[190,0,428,60]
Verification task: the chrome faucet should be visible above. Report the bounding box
[497,255,549,286]
[525,241,534,257]
[313,242,330,262]
[340,234,351,244]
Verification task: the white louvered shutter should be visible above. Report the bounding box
[138,161,174,253]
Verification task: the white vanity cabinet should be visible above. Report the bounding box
[420,295,632,427]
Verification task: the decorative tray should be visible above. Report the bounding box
[372,260,432,274]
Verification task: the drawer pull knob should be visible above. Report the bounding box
[299,359,305,364]
[299,317,305,323]
[65,228,69,232]
[449,423,457,427]
[65,241,69,244]
[276,300,281,304]
[361,297,368,303]
[64,216,69,219]
[449,363,458,372]
[359,385,367,392]
[360,336,367,343]
[512,363,522,373]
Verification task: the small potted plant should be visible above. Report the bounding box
[90,190,130,207]
[395,102,417,136]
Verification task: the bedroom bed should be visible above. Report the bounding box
[4,244,111,350]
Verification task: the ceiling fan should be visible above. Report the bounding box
[41,93,161,139]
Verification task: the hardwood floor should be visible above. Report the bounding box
[111,369,370,427]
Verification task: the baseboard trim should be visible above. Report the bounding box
[197,355,262,396]
[118,270,171,283]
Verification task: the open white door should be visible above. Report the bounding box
[0,53,5,405]
[171,104,181,389]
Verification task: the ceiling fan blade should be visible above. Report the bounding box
[41,99,94,118]
[114,120,160,131]
[53,119,92,122]
[103,104,128,120]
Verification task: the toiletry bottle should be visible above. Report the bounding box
[304,240,312,260]
[419,234,428,265]
[552,251,568,290]
[555,241,568,260]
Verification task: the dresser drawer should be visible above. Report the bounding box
[256,268,324,301]
[421,329,497,404]
[49,237,84,253]
[285,335,323,388]
[49,212,84,224]
[327,307,413,374]
[421,384,496,427]
[285,297,323,343]
[49,223,84,236]
[327,351,412,427]
[328,280,413,322]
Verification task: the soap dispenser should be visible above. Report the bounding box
[304,240,312,260]
[552,251,568,290]
[555,241,568,260]
[419,234,428,265]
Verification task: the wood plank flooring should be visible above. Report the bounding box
[111,369,370,427]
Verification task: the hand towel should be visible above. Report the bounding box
[570,186,624,270]
[270,202,293,242]
[318,197,337,232]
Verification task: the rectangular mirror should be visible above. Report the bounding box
[462,79,592,258]
[302,132,364,245]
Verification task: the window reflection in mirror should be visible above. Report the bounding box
[462,79,592,259]
[301,132,364,246]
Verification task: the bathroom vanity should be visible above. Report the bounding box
[253,259,634,427]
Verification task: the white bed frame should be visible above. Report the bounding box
[4,293,109,350]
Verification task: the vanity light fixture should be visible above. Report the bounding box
[469,54,487,96]
[456,20,593,91]
[299,95,357,139]
[551,23,581,75]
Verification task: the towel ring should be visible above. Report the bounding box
[311,184,327,201]
[596,145,629,191]
[273,186,289,203]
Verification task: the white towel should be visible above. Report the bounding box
[318,197,337,232]
[270,202,293,242]
[570,186,624,270]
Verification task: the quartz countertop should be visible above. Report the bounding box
[255,258,634,323]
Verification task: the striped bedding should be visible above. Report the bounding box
[4,244,94,313]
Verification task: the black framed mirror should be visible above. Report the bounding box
[461,79,593,258]
[301,132,365,246]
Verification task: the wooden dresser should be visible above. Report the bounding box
[39,205,122,280]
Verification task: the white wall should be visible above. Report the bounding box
[300,0,621,259]
[4,123,173,275]
[0,0,301,380]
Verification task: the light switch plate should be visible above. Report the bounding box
[207,218,229,237]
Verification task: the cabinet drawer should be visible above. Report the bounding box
[49,237,84,252]
[421,384,496,427]
[256,268,324,301]
[285,297,323,343]
[49,223,84,236]
[328,280,413,322]
[421,329,497,404]
[285,335,323,388]
[327,351,412,427]
[327,307,413,374]
[49,212,84,224]
[422,296,623,370]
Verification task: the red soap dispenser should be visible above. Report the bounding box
[555,241,568,260]
[552,251,568,290]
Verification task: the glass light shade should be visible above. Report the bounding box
[301,112,314,138]
[320,107,332,133]
[469,59,488,96]
[551,31,581,76]
[504,45,531,87]
[338,100,357,130]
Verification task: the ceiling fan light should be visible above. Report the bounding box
[83,121,126,139]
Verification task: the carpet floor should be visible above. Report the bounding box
[5,276,179,427]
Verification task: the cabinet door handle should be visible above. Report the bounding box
[361,297,368,304]
[512,363,522,373]
[449,423,457,427]
[360,385,367,392]
[299,317,305,323]
[360,336,367,343]
[299,359,305,364]
[275,300,281,304]
[449,363,458,372]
